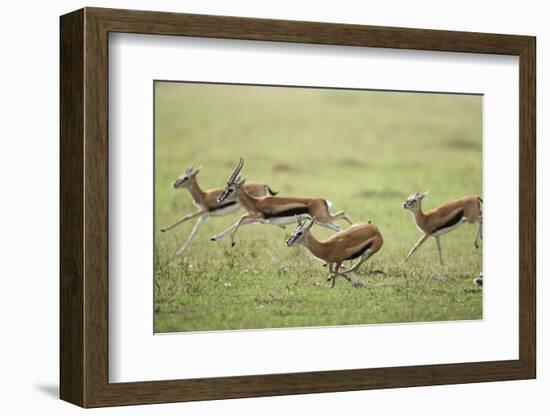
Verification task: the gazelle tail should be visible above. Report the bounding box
[266,185,278,196]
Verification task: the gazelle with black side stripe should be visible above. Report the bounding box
[286,215,384,288]
[402,191,483,264]
[160,164,277,256]
[211,158,352,246]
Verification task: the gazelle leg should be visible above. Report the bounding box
[336,268,366,287]
[343,213,353,225]
[317,222,342,232]
[325,262,334,278]
[229,214,256,247]
[174,215,206,257]
[352,251,371,272]
[210,219,246,241]
[346,253,370,275]
[161,210,204,232]
[325,263,335,283]
[404,234,430,262]
[331,211,353,225]
[328,262,342,288]
[435,236,443,264]
[330,252,371,287]
[311,205,353,226]
[210,216,255,242]
[210,224,238,241]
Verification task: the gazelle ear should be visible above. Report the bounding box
[420,190,429,199]
[192,165,203,176]
[238,177,247,186]
[185,164,194,174]
[295,215,302,226]
[306,216,316,230]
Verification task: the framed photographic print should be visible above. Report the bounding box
[60,7,536,408]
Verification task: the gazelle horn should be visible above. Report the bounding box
[227,158,244,184]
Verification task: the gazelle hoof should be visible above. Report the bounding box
[231,242,236,247]
[210,237,217,241]
[161,228,166,232]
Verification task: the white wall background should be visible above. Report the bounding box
[0,1,545,414]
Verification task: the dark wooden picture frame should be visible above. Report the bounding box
[60,7,536,408]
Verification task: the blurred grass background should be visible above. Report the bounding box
[154,82,482,333]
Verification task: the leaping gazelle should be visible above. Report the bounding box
[160,164,277,256]
[210,158,353,246]
[402,191,483,264]
[286,216,384,288]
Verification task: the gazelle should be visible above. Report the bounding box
[402,191,483,264]
[286,216,384,288]
[160,164,277,256]
[210,158,352,246]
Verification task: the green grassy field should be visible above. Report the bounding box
[154,82,483,333]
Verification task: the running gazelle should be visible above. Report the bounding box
[160,164,277,256]
[286,215,384,288]
[211,158,353,246]
[402,191,483,264]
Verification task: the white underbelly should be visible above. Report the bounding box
[432,217,466,237]
[263,216,298,226]
[209,204,241,217]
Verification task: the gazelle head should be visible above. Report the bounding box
[403,191,429,212]
[173,164,202,189]
[286,215,315,247]
[217,158,246,204]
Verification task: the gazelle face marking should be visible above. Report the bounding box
[217,182,239,204]
[173,164,201,189]
[286,216,314,247]
[173,173,190,188]
[403,191,428,212]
